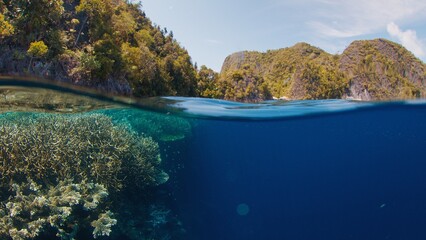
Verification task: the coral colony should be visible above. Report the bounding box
[0,113,169,239]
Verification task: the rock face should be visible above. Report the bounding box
[0,0,198,98]
[220,39,426,101]
[0,45,133,96]
[339,39,426,100]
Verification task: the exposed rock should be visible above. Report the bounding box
[340,39,426,100]
[220,39,426,101]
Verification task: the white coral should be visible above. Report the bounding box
[8,228,29,240]
[0,180,111,239]
[83,183,108,210]
[91,211,117,238]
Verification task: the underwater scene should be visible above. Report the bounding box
[1,78,426,240]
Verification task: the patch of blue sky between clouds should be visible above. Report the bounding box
[142,0,426,71]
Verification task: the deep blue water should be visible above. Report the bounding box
[1,79,426,239]
[173,103,426,240]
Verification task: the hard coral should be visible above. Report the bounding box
[103,109,192,142]
[0,179,110,239]
[91,211,117,238]
[0,113,167,191]
[0,112,168,239]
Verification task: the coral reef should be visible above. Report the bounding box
[0,112,170,239]
[102,109,192,142]
[0,113,167,191]
[0,179,112,239]
[91,211,117,238]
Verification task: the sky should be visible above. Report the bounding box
[142,0,426,72]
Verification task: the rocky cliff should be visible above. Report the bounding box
[220,39,426,101]
[0,0,198,97]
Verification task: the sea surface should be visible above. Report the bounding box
[1,78,426,240]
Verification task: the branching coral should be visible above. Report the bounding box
[102,109,192,142]
[123,134,169,188]
[0,113,167,191]
[0,179,110,240]
[91,211,117,238]
[0,112,169,239]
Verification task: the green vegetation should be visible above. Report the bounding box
[0,0,198,96]
[339,39,425,100]
[220,64,271,102]
[27,40,48,71]
[197,65,222,98]
[219,40,426,101]
[27,41,48,58]
[217,43,349,101]
[0,13,14,38]
[0,0,424,101]
[104,108,192,142]
[298,62,347,99]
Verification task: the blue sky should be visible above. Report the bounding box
[142,0,426,71]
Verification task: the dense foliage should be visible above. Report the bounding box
[0,0,425,101]
[0,0,198,96]
[216,43,347,101]
[219,40,426,101]
[339,39,426,100]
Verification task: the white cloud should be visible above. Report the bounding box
[307,0,426,38]
[308,21,363,38]
[387,22,425,57]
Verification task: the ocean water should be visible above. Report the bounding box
[177,103,426,240]
[1,78,426,240]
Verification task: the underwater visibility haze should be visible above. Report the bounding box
[0,78,426,239]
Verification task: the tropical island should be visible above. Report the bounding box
[1,0,425,102]
[1,1,426,239]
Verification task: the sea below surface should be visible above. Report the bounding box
[0,78,426,240]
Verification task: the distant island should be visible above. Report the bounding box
[1,0,425,102]
[217,39,426,102]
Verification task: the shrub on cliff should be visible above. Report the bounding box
[0,0,199,97]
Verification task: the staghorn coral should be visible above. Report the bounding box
[101,109,192,142]
[125,112,192,142]
[0,113,167,191]
[0,179,110,240]
[123,135,169,188]
[91,211,117,238]
[0,112,169,239]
